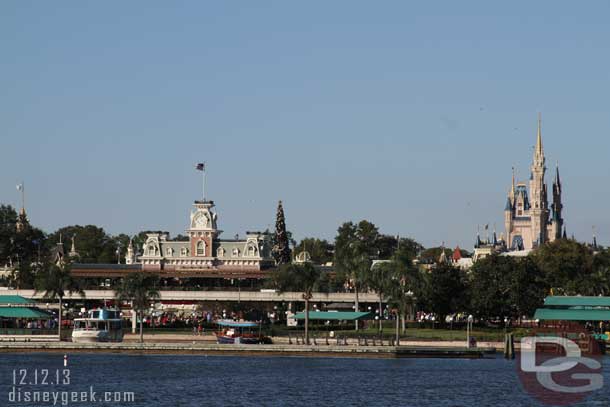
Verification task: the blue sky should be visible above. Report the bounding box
[1,1,610,249]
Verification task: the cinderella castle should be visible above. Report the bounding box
[475,115,565,257]
[503,115,564,250]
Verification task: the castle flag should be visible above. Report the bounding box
[195,163,205,171]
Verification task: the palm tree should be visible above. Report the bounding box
[114,272,160,343]
[334,221,377,331]
[383,245,422,339]
[368,262,394,334]
[35,262,84,341]
[270,263,321,345]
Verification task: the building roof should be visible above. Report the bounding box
[543,296,610,307]
[452,247,462,261]
[292,311,374,321]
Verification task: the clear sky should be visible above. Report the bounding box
[2,1,610,249]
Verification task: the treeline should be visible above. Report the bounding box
[0,204,185,287]
[3,202,610,324]
[279,220,610,324]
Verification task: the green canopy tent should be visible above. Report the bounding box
[291,311,374,321]
[0,307,51,319]
[534,308,610,322]
[534,296,610,321]
[0,295,36,305]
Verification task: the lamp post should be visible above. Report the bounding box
[466,315,474,348]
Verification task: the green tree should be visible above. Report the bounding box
[388,240,423,332]
[375,235,399,260]
[35,262,84,340]
[294,238,334,264]
[5,206,46,288]
[531,239,594,295]
[509,256,548,320]
[423,263,467,323]
[0,205,18,265]
[469,255,515,320]
[47,225,117,264]
[367,261,394,333]
[271,201,292,265]
[114,272,160,343]
[269,263,322,344]
[469,255,547,322]
[334,220,379,330]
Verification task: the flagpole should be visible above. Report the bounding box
[202,163,206,202]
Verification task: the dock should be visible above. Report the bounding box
[0,341,495,359]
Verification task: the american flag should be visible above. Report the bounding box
[195,163,205,171]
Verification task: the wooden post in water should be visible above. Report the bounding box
[504,333,515,359]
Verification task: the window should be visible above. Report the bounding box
[166,248,173,257]
[232,248,240,257]
[148,245,156,256]
[247,245,257,256]
[197,241,206,256]
[181,248,187,257]
[217,247,224,257]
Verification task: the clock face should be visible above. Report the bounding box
[192,211,209,229]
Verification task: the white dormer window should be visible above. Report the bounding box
[148,245,156,256]
[217,247,224,257]
[166,248,173,257]
[180,247,187,257]
[247,245,257,257]
[232,248,240,257]
[197,241,206,256]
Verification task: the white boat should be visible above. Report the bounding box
[72,308,124,343]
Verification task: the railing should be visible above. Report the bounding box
[5,289,379,303]
[281,331,402,346]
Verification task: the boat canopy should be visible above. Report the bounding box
[215,319,259,328]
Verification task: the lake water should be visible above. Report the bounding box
[0,353,609,406]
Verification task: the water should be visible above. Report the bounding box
[0,353,609,406]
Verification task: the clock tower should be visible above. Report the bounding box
[187,200,219,257]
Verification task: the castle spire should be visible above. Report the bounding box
[534,113,545,166]
[554,161,561,189]
[509,167,516,201]
[69,234,79,258]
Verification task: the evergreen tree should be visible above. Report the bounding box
[272,200,292,264]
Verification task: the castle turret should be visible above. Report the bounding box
[550,163,563,239]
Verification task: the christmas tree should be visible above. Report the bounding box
[272,200,292,265]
